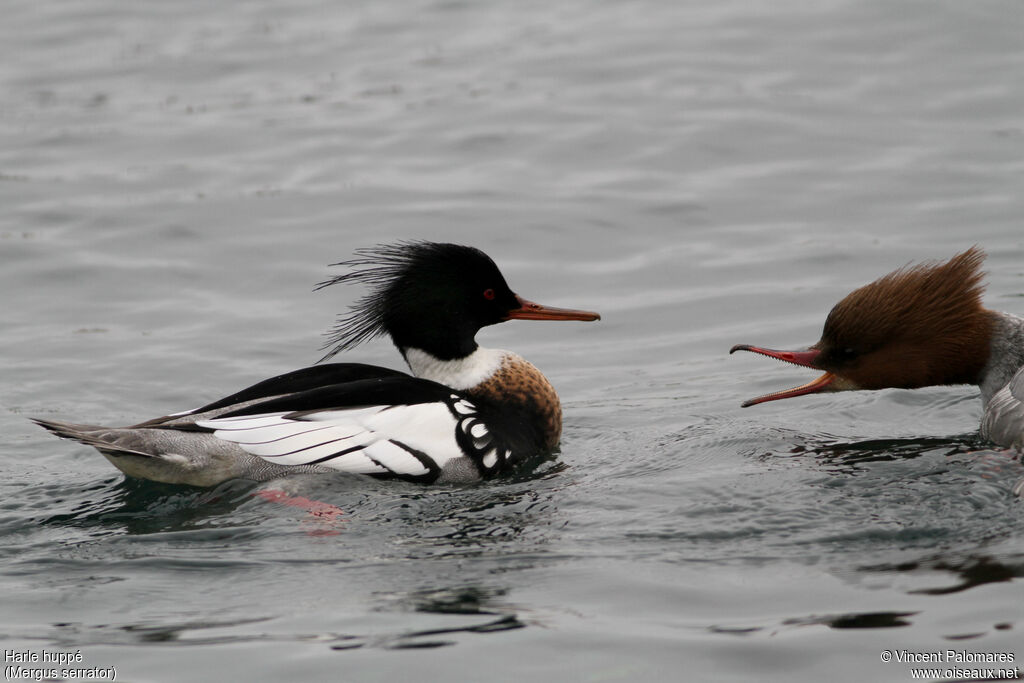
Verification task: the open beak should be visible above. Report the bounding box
[729,344,836,407]
[506,295,601,322]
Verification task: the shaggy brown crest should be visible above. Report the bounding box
[813,246,994,389]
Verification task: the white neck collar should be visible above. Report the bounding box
[403,347,507,390]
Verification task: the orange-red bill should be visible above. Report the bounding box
[729,344,835,407]
[506,295,601,322]
[729,344,822,368]
[739,371,837,407]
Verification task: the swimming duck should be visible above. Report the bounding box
[35,241,601,485]
[731,247,1024,450]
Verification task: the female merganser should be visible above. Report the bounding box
[730,247,1024,450]
[35,241,601,486]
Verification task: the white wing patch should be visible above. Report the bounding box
[197,403,467,479]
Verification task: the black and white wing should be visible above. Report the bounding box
[197,403,461,481]
[194,377,515,482]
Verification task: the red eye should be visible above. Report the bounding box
[483,288,496,300]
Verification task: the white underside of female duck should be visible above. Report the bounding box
[978,312,1024,451]
[980,367,1024,451]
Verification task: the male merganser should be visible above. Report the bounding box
[730,247,1024,450]
[35,241,601,486]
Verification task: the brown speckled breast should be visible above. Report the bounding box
[465,352,562,450]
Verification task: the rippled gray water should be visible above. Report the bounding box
[2,0,1022,681]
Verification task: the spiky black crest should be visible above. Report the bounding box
[315,242,414,360]
[315,241,511,362]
